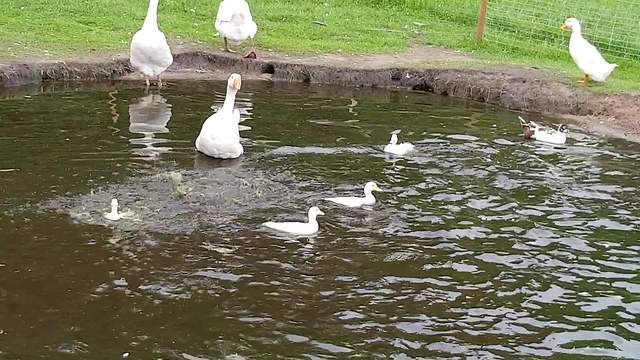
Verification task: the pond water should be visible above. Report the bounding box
[1,81,639,359]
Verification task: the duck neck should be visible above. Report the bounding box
[110,204,119,215]
[307,213,318,225]
[364,188,376,202]
[142,0,159,31]
[571,26,582,38]
[221,87,237,114]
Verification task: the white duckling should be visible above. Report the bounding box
[384,132,415,155]
[195,73,244,159]
[324,181,382,208]
[561,18,617,84]
[519,116,568,145]
[215,0,258,58]
[262,207,325,236]
[104,199,122,221]
[130,0,174,89]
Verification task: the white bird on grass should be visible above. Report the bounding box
[384,131,415,156]
[324,181,382,208]
[262,207,325,236]
[130,0,173,90]
[561,18,617,84]
[195,73,244,159]
[215,0,258,58]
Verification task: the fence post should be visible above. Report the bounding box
[475,0,489,42]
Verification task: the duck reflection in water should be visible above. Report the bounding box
[128,93,172,159]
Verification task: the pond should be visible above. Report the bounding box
[1,80,639,359]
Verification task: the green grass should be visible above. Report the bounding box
[0,0,638,92]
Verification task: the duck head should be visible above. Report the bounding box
[227,73,242,92]
[364,181,382,194]
[308,206,325,218]
[561,18,581,32]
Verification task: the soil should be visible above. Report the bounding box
[0,45,638,140]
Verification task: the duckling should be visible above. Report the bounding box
[104,199,122,221]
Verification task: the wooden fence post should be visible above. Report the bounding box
[475,0,489,42]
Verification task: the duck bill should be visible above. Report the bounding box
[233,78,242,90]
[560,24,568,30]
[318,210,325,216]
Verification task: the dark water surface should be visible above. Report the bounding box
[1,81,639,359]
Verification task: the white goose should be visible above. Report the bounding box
[104,199,122,221]
[384,133,415,156]
[130,0,173,89]
[324,181,382,208]
[561,18,617,83]
[195,73,244,159]
[262,207,325,235]
[215,0,258,57]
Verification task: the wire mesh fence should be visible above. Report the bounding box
[484,0,640,63]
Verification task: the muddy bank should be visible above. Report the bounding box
[1,48,637,139]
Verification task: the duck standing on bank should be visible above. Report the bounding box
[215,0,258,58]
[195,73,244,159]
[561,18,617,84]
[519,116,568,145]
[130,0,174,89]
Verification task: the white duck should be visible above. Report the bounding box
[262,207,325,236]
[195,73,244,159]
[215,0,258,57]
[384,133,415,155]
[130,0,173,89]
[561,18,617,84]
[104,199,122,221]
[519,116,568,145]
[324,181,382,208]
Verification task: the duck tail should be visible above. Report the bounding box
[593,63,618,82]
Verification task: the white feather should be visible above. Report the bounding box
[215,0,258,43]
[262,207,324,236]
[130,0,173,78]
[195,74,244,159]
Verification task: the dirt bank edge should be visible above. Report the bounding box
[1,50,637,139]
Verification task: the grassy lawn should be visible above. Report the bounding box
[0,0,638,92]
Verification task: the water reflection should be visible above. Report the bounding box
[128,93,172,159]
[2,81,640,359]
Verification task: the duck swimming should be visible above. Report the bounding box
[384,132,415,156]
[519,116,568,145]
[215,0,258,58]
[195,73,244,159]
[262,207,325,236]
[130,0,173,89]
[104,199,122,221]
[561,18,617,84]
[324,181,382,208]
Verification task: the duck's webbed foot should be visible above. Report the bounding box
[223,38,236,53]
